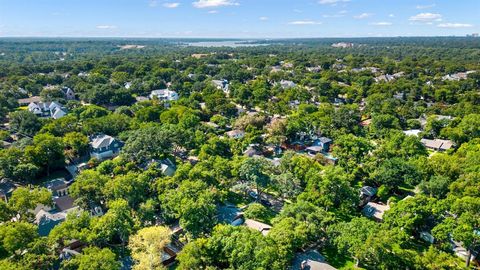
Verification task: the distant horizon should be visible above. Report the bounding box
[0,35,478,40]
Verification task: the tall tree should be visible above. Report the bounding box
[128,226,172,270]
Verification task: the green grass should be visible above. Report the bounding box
[321,246,362,270]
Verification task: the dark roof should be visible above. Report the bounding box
[0,179,16,197]
[44,178,69,191]
[54,195,75,212]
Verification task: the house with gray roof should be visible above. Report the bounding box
[28,101,67,119]
[89,134,124,160]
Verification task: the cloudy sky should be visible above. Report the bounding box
[0,0,478,38]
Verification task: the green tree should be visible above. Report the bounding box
[328,217,377,267]
[128,226,172,270]
[8,110,42,137]
[62,247,120,270]
[122,125,173,164]
[69,170,109,209]
[63,132,90,159]
[8,187,52,220]
[238,157,273,200]
[0,222,38,256]
[25,133,65,175]
[89,199,135,246]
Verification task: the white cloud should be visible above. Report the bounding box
[318,0,350,5]
[96,25,117,29]
[192,0,239,8]
[389,14,395,18]
[354,13,373,19]
[409,13,442,22]
[370,22,393,26]
[149,0,158,7]
[288,20,322,25]
[163,2,180,8]
[208,10,218,13]
[438,23,473,28]
[324,10,348,18]
[259,16,269,21]
[416,4,436,9]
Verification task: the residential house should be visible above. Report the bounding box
[244,144,262,157]
[360,186,377,206]
[313,137,333,152]
[279,80,296,89]
[442,71,476,81]
[374,74,395,83]
[61,87,76,100]
[226,129,245,139]
[28,101,67,119]
[212,79,230,94]
[332,42,354,48]
[89,134,124,160]
[0,179,16,203]
[44,178,71,197]
[306,66,322,73]
[143,159,177,177]
[421,138,454,151]
[292,250,337,270]
[244,219,272,236]
[362,202,390,221]
[17,96,41,106]
[403,129,422,137]
[149,89,179,101]
[270,65,283,73]
[36,209,70,236]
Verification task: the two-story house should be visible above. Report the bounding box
[90,134,124,160]
[28,101,67,119]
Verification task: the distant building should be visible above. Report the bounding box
[332,42,354,48]
[149,89,179,101]
[61,87,76,100]
[226,129,245,139]
[403,129,422,137]
[17,96,41,106]
[421,138,454,151]
[28,101,67,119]
[278,79,296,89]
[212,79,230,94]
[362,202,390,221]
[89,134,124,160]
[442,71,476,81]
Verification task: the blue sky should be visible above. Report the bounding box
[0,0,479,38]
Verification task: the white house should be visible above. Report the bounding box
[279,80,296,89]
[28,101,67,119]
[149,89,179,101]
[212,79,230,94]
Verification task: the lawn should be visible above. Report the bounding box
[321,246,362,270]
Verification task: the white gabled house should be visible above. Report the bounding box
[149,89,179,101]
[28,101,67,119]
